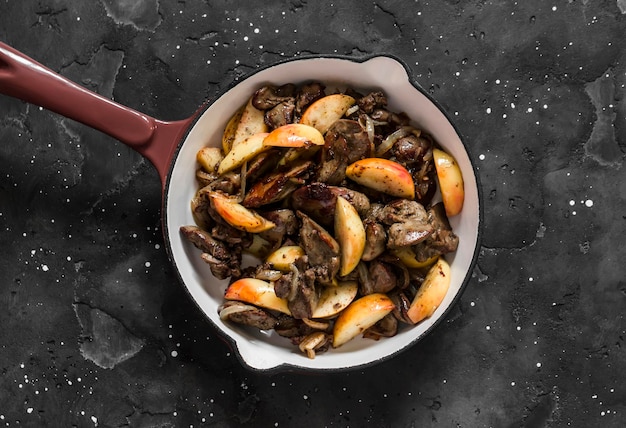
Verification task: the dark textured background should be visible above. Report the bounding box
[1,1,626,426]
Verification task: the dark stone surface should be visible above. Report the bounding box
[1,0,626,426]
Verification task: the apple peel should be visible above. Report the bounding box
[209,191,276,233]
[346,158,415,199]
[332,293,395,348]
[224,278,291,315]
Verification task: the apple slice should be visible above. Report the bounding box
[332,293,395,347]
[265,245,306,272]
[217,132,270,175]
[209,191,276,233]
[221,104,245,153]
[312,281,358,319]
[224,278,291,315]
[300,93,356,134]
[262,123,325,148]
[392,247,438,270]
[433,148,464,216]
[196,147,224,174]
[346,158,415,199]
[334,196,366,276]
[406,257,451,324]
[230,96,268,151]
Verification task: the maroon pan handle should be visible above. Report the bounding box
[0,42,192,187]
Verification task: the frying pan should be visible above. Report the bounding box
[0,42,482,371]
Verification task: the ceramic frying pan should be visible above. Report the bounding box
[0,42,482,371]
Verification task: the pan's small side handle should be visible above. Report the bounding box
[0,42,189,186]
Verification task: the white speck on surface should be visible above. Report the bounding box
[585,199,594,207]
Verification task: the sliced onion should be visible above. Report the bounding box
[375,126,413,157]
[255,269,283,282]
[219,302,259,321]
[345,104,360,116]
[302,318,331,330]
[288,263,300,302]
[358,114,376,145]
[298,331,328,359]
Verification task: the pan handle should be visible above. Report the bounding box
[0,42,192,186]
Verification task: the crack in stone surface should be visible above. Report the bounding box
[31,6,69,32]
[521,389,559,427]
[74,302,145,369]
[479,218,546,254]
[61,44,124,99]
[81,158,148,216]
[100,0,161,31]
[584,67,623,168]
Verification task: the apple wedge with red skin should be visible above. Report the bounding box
[433,148,464,216]
[406,257,451,324]
[262,123,325,148]
[224,278,291,315]
[300,93,356,134]
[209,191,276,233]
[332,293,395,348]
[345,158,415,199]
[334,196,366,276]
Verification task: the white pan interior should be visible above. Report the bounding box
[165,56,480,371]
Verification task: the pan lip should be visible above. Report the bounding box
[161,52,483,373]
